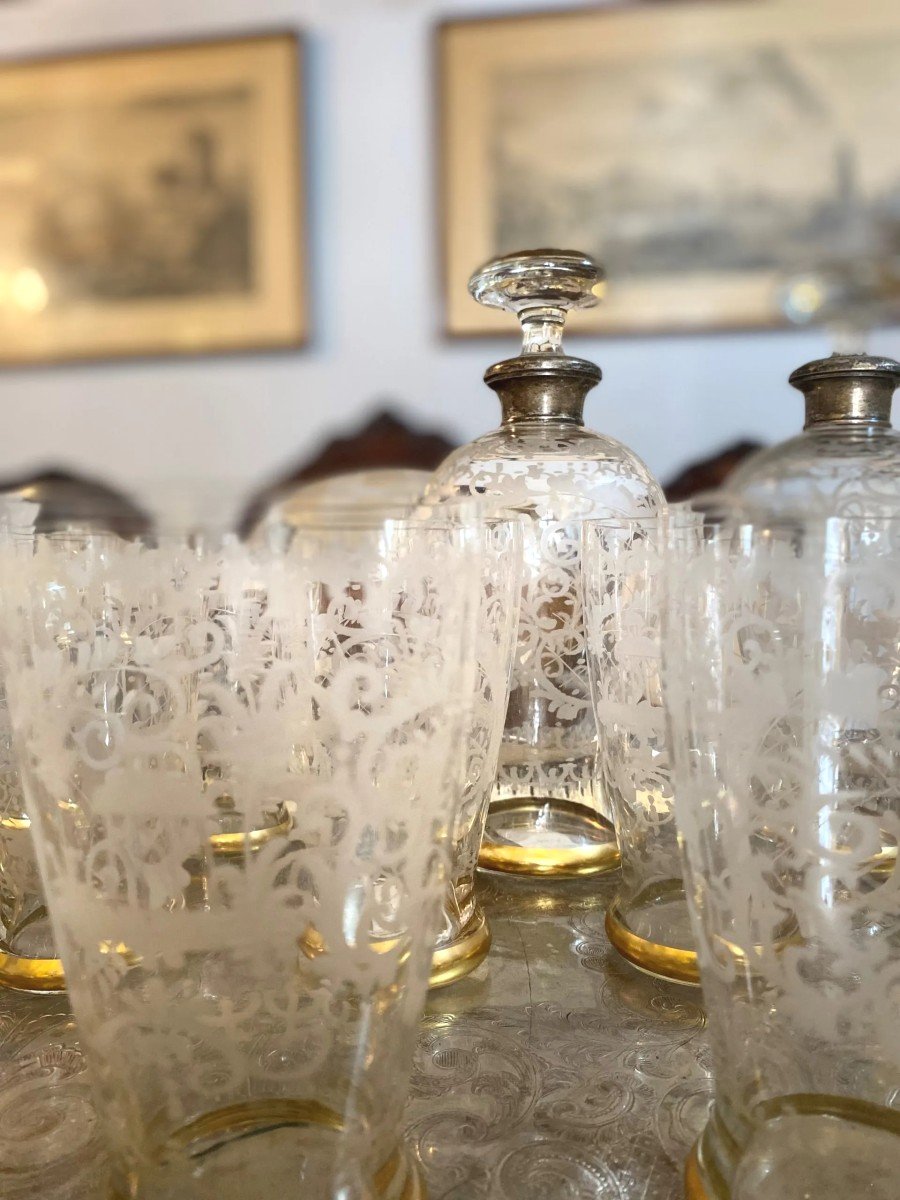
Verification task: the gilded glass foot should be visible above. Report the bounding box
[0,949,66,993]
[478,798,619,877]
[111,1099,427,1200]
[377,1143,426,1200]
[687,1097,900,1200]
[605,882,699,986]
[685,1140,712,1200]
[429,907,491,990]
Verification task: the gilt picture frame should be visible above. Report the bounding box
[0,31,307,364]
[438,0,900,336]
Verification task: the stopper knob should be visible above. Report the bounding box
[469,249,604,354]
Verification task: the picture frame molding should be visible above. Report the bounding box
[435,0,898,339]
[0,27,309,367]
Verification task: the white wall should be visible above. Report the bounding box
[0,0,895,516]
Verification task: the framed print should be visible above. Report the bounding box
[438,0,900,336]
[0,32,307,364]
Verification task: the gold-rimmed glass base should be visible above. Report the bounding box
[0,811,65,992]
[478,799,619,878]
[686,1096,900,1200]
[429,907,491,990]
[111,1099,426,1200]
[605,880,699,986]
[208,804,294,859]
[685,1139,714,1200]
[0,948,66,993]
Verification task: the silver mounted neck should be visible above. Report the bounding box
[469,249,604,425]
[790,353,900,429]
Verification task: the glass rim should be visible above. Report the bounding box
[667,490,900,525]
[670,508,900,533]
[270,493,520,508]
[581,509,697,530]
[267,513,522,532]
[256,500,528,530]
[582,506,900,546]
[23,517,504,541]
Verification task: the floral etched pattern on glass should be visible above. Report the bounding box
[665,511,900,1200]
[1,522,480,1200]
[429,438,661,877]
[727,354,900,518]
[430,516,522,988]
[257,496,523,991]
[427,249,663,877]
[584,517,697,985]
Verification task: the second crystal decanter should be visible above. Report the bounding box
[425,250,663,877]
[727,352,900,513]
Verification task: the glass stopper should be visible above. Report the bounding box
[469,250,605,355]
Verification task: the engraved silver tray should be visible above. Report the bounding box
[0,872,712,1199]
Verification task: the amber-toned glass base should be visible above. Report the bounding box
[0,949,65,993]
[685,1140,712,1200]
[114,1099,426,1200]
[605,881,699,986]
[429,907,491,990]
[478,799,619,878]
[686,1096,900,1200]
[378,1143,426,1200]
[0,812,65,991]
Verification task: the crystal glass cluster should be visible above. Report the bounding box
[2,237,900,1200]
[426,250,663,877]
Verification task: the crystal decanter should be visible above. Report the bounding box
[728,353,900,514]
[425,250,663,877]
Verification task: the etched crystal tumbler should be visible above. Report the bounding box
[665,509,900,1200]
[429,513,522,987]
[1,519,481,1200]
[261,500,523,990]
[583,517,698,985]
